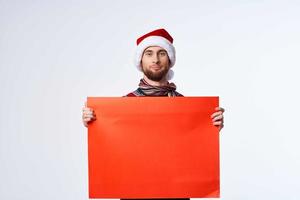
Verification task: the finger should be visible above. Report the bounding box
[83,115,93,119]
[82,107,92,112]
[83,117,96,122]
[86,114,96,120]
[213,121,222,126]
[82,104,94,110]
[88,111,96,116]
[83,110,93,115]
[212,114,223,122]
[83,108,95,114]
[83,115,95,120]
[88,108,95,113]
[83,118,91,122]
[83,113,96,119]
[211,111,223,118]
[218,124,224,130]
[215,107,225,112]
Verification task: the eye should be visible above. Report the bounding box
[144,52,152,56]
[159,51,167,56]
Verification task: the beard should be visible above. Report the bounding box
[142,66,169,82]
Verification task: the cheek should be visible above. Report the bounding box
[140,61,145,71]
[140,58,149,70]
[141,56,151,65]
[161,57,170,65]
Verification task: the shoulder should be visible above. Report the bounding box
[174,91,184,97]
[124,89,145,97]
[124,92,137,97]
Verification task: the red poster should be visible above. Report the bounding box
[87,97,219,198]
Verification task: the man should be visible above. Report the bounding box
[83,28,224,126]
[82,28,224,199]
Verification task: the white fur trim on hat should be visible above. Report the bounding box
[134,36,176,72]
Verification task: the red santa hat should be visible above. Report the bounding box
[134,28,176,73]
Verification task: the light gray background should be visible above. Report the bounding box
[1,0,300,199]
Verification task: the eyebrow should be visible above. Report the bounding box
[144,49,167,53]
[144,49,153,53]
[158,49,167,53]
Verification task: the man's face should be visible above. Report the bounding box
[141,46,170,81]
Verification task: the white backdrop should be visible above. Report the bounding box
[1,0,300,199]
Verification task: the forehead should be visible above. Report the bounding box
[144,46,166,52]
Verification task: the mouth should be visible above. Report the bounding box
[150,65,162,70]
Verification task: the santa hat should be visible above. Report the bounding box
[134,28,176,75]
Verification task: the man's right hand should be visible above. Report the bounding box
[82,102,96,128]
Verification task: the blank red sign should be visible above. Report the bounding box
[87,97,219,198]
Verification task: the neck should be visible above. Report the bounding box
[143,75,168,86]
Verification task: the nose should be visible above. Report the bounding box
[152,54,159,63]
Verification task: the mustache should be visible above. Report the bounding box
[150,64,161,67]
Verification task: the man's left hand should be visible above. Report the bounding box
[211,107,225,130]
